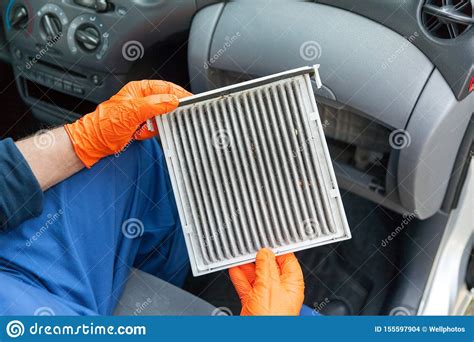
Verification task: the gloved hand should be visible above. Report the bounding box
[229,248,305,316]
[64,80,191,168]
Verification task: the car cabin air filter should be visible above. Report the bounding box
[155,66,351,276]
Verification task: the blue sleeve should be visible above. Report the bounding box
[0,138,43,231]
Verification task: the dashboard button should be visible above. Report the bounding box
[91,74,100,85]
[36,72,45,83]
[43,74,53,85]
[53,78,63,88]
[72,85,84,95]
[14,48,23,59]
[63,81,73,92]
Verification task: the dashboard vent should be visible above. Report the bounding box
[156,66,351,276]
[421,0,473,39]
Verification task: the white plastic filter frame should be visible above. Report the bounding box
[155,65,351,276]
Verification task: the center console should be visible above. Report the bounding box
[1,0,200,123]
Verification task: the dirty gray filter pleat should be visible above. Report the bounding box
[246,92,292,245]
[208,101,247,255]
[174,110,219,262]
[156,66,351,276]
[226,96,268,248]
[286,81,330,236]
[253,90,299,242]
[292,80,337,234]
[234,94,277,247]
[217,99,257,253]
[263,86,308,240]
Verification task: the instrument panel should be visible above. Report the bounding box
[0,0,199,107]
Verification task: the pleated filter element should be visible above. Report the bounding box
[156,66,351,276]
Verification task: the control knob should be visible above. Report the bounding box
[74,25,101,52]
[10,6,28,30]
[40,13,62,40]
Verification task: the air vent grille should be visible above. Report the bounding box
[156,67,351,275]
[421,0,473,39]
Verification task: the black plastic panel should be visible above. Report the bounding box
[383,212,447,315]
[1,0,196,73]
[0,13,8,62]
[0,0,200,123]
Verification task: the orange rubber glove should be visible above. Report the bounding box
[229,248,305,316]
[64,80,191,168]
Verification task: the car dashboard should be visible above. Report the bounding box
[0,0,214,122]
[0,0,473,222]
[186,0,473,221]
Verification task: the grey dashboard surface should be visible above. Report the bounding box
[193,1,434,129]
[398,69,473,218]
[187,1,474,220]
[314,0,473,101]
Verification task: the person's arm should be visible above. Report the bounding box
[63,80,191,168]
[0,138,44,230]
[16,80,191,188]
[0,129,76,230]
[15,127,84,191]
[0,80,190,231]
